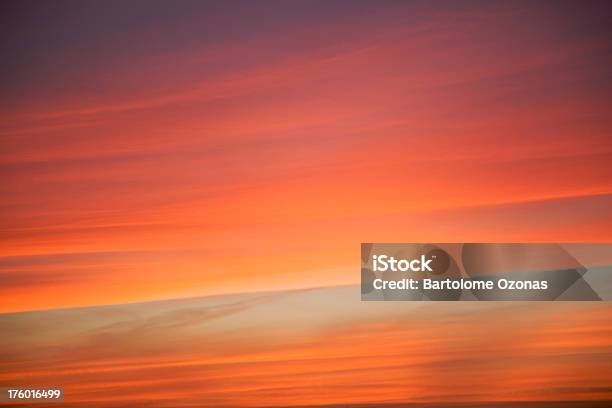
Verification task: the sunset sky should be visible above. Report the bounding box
[1,1,612,406]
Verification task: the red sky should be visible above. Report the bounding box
[1,2,612,406]
[2,0,611,312]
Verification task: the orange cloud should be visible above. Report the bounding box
[1,288,611,406]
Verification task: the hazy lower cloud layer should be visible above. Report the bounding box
[1,287,612,407]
